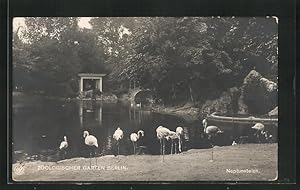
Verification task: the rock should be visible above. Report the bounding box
[201,87,240,115]
[201,70,277,116]
[238,70,277,115]
[260,78,278,92]
[268,106,278,116]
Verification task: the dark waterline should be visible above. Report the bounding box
[12,97,277,163]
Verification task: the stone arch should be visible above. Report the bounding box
[130,89,153,105]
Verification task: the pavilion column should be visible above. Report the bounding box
[95,79,100,90]
[100,78,103,92]
[80,78,84,92]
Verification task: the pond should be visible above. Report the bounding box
[12,95,278,163]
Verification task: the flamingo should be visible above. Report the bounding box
[202,119,224,140]
[176,126,184,153]
[59,136,68,159]
[156,126,172,161]
[252,122,265,142]
[83,131,98,166]
[252,123,273,142]
[113,127,124,155]
[130,130,144,154]
[202,118,224,161]
[252,122,265,133]
[166,131,180,154]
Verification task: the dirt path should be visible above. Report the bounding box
[12,143,277,182]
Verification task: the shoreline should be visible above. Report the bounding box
[150,103,200,121]
[12,143,278,181]
[113,93,202,121]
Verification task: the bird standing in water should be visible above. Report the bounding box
[252,122,265,132]
[202,118,224,161]
[166,131,180,154]
[83,131,98,166]
[156,126,172,161]
[130,130,144,154]
[202,119,224,139]
[252,122,265,142]
[176,126,184,153]
[59,136,68,159]
[113,127,124,155]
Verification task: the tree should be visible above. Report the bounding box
[109,17,277,106]
[24,17,79,43]
[206,17,278,81]
[13,16,278,111]
[14,17,107,96]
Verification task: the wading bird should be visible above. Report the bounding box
[113,127,124,155]
[252,122,265,133]
[176,126,184,153]
[130,130,144,154]
[156,126,172,161]
[83,131,98,166]
[252,122,265,131]
[202,118,224,161]
[166,131,180,155]
[252,122,265,143]
[59,136,68,159]
[202,119,224,140]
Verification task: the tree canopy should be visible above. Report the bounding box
[13,17,278,107]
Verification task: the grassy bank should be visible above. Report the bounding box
[13,143,277,181]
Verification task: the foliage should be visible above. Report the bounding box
[13,17,278,111]
[13,18,106,97]
[109,17,278,106]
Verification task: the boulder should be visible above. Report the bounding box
[201,70,278,116]
[238,70,278,115]
[201,87,240,115]
[268,106,278,116]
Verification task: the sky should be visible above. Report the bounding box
[13,17,92,31]
[77,17,92,29]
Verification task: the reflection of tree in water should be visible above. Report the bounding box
[104,128,114,155]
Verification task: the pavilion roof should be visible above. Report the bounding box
[78,73,107,77]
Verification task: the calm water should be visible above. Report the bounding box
[12,96,277,162]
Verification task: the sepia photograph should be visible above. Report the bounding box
[11,17,278,181]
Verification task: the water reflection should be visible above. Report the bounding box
[78,101,102,128]
[12,98,278,163]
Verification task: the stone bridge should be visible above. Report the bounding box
[129,88,153,105]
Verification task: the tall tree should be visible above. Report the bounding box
[14,17,107,96]
[109,17,277,105]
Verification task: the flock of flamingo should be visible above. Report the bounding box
[59,119,268,164]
